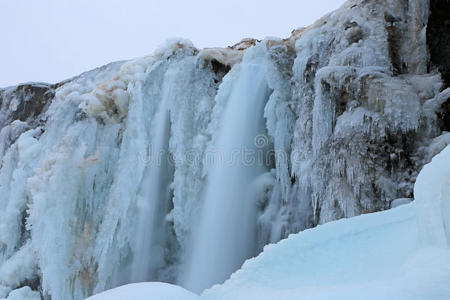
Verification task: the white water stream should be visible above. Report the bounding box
[183,53,271,292]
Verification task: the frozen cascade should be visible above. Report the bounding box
[130,72,172,282]
[183,47,272,293]
[0,0,450,299]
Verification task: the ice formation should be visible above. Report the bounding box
[0,0,449,299]
[87,144,450,300]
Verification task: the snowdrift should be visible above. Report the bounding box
[85,283,199,300]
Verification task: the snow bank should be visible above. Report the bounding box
[86,283,199,300]
[415,144,450,247]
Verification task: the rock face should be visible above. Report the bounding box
[0,0,449,299]
[428,0,450,88]
[427,0,450,131]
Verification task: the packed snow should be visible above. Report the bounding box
[86,283,199,300]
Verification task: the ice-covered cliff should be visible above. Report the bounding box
[0,0,449,299]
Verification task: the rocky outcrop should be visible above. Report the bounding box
[259,0,449,240]
[428,0,450,87]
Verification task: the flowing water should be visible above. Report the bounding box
[130,77,173,282]
[183,54,272,292]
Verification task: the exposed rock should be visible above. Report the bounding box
[427,0,450,87]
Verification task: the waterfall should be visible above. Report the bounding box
[130,73,173,282]
[183,48,272,293]
[0,1,443,295]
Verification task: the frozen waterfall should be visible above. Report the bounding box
[1,0,450,299]
[130,71,173,282]
[183,47,272,292]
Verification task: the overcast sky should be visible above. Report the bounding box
[0,0,346,87]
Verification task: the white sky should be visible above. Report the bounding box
[0,0,346,87]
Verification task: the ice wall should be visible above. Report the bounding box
[0,0,449,299]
